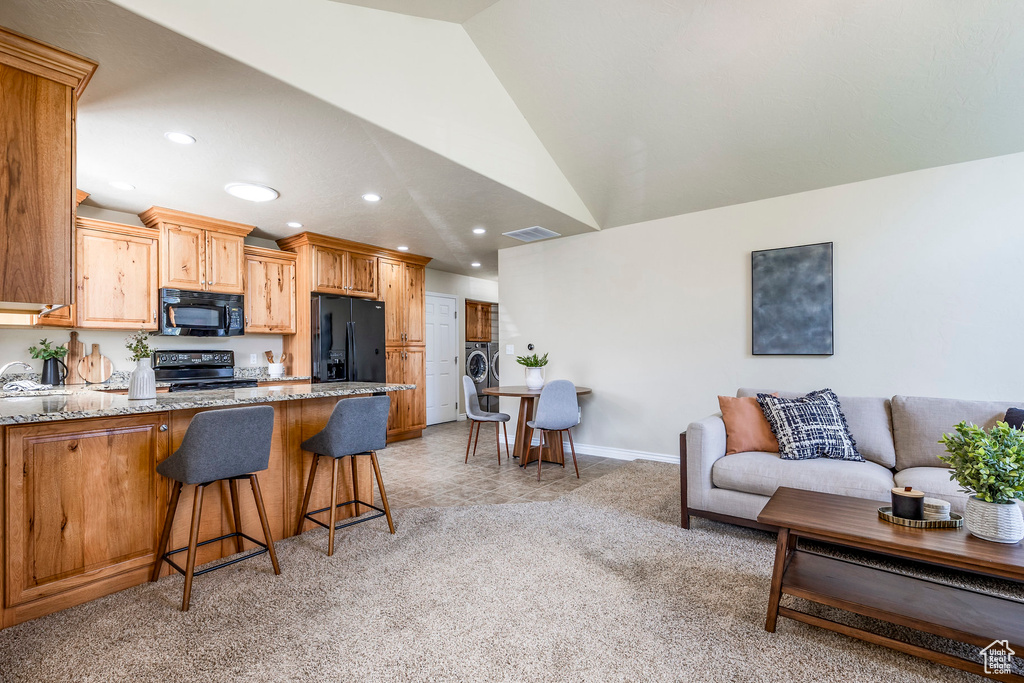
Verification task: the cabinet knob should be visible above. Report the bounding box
[152,311,156,322]
[159,424,168,432]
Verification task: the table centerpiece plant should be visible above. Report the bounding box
[125,330,156,400]
[28,338,69,386]
[939,421,1024,543]
[516,352,548,390]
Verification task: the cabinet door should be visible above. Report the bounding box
[76,228,158,329]
[245,255,296,334]
[161,224,205,290]
[4,414,168,607]
[378,259,406,345]
[404,263,426,345]
[385,347,406,433]
[206,231,245,294]
[33,304,74,328]
[346,252,378,299]
[0,64,73,307]
[403,346,427,431]
[313,246,347,295]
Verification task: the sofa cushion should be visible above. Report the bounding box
[891,395,1013,470]
[757,390,862,461]
[895,466,1024,516]
[712,451,893,502]
[718,395,779,455]
[738,388,895,468]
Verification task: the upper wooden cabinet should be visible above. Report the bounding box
[244,246,297,334]
[140,207,254,295]
[380,259,426,346]
[465,300,493,342]
[311,245,378,299]
[0,27,96,312]
[76,218,159,329]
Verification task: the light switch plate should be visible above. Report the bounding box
[506,345,514,355]
[249,354,258,364]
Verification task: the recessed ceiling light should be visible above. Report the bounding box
[471,262,481,268]
[362,193,382,202]
[224,182,279,202]
[473,227,486,235]
[286,221,303,229]
[109,180,136,191]
[164,131,196,145]
[397,245,409,251]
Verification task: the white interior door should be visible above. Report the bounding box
[425,293,458,425]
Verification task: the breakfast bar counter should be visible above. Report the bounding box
[0,381,413,629]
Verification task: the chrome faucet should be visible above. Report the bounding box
[0,361,34,379]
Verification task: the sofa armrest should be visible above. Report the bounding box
[684,414,727,515]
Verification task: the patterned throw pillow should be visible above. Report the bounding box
[756,389,863,461]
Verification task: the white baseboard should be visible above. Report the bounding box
[506,436,678,465]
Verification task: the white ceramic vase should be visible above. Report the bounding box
[525,366,545,390]
[965,496,1024,544]
[128,357,156,400]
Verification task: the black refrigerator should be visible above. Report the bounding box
[311,294,387,383]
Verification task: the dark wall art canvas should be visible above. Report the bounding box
[751,242,834,355]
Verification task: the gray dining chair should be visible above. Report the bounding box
[151,405,281,611]
[525,380,580,480]
[462,375,510,465]
[296,395,394,556]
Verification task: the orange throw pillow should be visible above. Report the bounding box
[718,395,780,455]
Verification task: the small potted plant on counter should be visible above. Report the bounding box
[517,352,549,390]
[28,338,68,386]
[125,330,156,400]
[939,421,1024,543]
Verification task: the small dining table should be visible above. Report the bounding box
[482,384,592,467]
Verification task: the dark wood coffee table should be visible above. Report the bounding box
[758,487,1024,681]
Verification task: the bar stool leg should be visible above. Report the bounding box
[567,428,579,478]
[296,454,320,535]
[465,420,476,463]
[370,451,395,534]
[327,456,340,557]
[151,481,182,582]
[249,475,281,575]
[502,422,510,461]
[229,479,244,553]
[182,483,205,612]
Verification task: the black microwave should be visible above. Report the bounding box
[159,288,245,336]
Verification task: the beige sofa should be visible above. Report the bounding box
[680,389,1024,529]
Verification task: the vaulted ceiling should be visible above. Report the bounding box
[5,1,1024,278]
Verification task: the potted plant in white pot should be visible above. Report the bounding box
[125,330,156,400]
[517,352,548,390]
[939,421,1024,543]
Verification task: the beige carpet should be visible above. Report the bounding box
[0,461,1009,682]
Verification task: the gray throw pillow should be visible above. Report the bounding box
[756,389,863,462]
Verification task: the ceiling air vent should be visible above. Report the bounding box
[502,226,561,242]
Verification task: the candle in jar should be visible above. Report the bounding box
[891,486,924,520]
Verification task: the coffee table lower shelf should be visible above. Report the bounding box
[769,550,1024,681]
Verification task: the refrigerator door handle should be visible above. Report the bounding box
[347,321,356,381]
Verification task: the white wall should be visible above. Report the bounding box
[498,152,1024,459]
[425,268,498,413]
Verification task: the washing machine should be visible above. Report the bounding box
[465,342,493,412]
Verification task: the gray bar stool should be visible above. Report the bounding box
[525,380,580,480]
[296,395,394,556]
[462,375,510,465]
[151,405,281,611]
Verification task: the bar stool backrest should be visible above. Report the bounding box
[157,405,275,484]
[301,395,391,458]
[531,380,579,431]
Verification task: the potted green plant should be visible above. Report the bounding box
[516,352,548,390]
[939,421,1024,543]
[28,338,68,386]
[124,330,155,400]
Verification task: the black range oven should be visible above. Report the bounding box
[159,288,244,337]
[153,350,258,392]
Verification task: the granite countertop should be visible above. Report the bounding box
[0,372,312,398]
[0,382,414,426]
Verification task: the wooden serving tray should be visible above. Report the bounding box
[878,506,963,529]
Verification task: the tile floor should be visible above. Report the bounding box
[374,420,625,509]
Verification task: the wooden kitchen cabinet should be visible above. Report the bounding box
[0,28,96,312]
[380,259,426,346]
[75,218,159,329]
[244,246,297,334]
[140,207,254,295]
[385,346,426,438]
[465,300,492,342]
[312,246,378,299]
[3,414,169,622]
